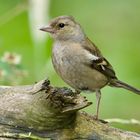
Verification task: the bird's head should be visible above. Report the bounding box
[40,16,85,41]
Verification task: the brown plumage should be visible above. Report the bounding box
[40,16,140,119]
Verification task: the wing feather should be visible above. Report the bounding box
[83,38,117,79]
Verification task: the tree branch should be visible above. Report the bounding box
[0,79,139,140]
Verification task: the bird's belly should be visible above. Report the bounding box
[52,51,108,91]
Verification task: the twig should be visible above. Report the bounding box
[105,118,140,125]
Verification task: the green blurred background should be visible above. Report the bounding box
[0,0,140,133]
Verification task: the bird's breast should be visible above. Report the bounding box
[52,42,76,75]
[52,41,108,91]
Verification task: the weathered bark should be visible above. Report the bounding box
[0,79,139,140]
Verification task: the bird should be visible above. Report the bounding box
[40,16,140,119]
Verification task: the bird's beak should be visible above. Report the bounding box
[40,26,54,33]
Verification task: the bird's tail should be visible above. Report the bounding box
[109,79,140,95]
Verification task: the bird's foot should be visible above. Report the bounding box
[93,115,108,124]
[94,115,98,120]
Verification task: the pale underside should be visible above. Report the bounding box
[52,41,108,91]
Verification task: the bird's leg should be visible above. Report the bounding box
[95,90,101,120]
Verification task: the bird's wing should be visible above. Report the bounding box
[83,38,117,79]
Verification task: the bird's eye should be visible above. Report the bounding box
[58,23,65,28]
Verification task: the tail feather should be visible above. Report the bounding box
[109,79,140,95]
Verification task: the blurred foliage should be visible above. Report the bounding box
[0,0,140,133]
[0,52,27,85]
